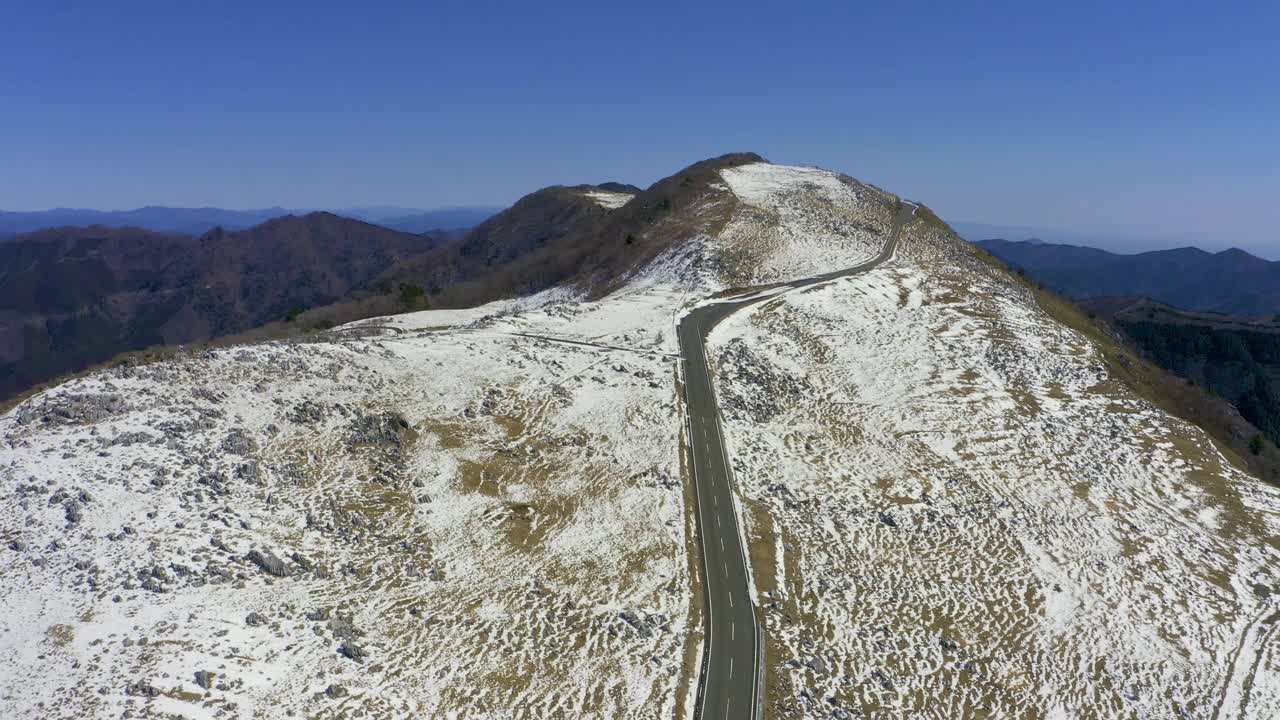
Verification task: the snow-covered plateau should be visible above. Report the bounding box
[2,161,1276,719]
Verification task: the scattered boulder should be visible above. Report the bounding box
[348,411,415,449]
[325,684,349,699]
[245,549,291,577]
[337,639,367,662]
[618,610,652,637]
[870,669,894,691]
[288,400,329,426]
[125,680,161,697]
[64,502,84,525]
[221,429,257,456]
[17,392,125,426]
[328,613,359,640]
[245,612,269,627]
[235,461,262,483]
[194,670,215,690]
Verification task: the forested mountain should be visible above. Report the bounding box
[1080,297,1280,449]
[0,214,445,400]
[978,239,1280,315]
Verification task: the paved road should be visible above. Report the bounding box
[679,202,916,720]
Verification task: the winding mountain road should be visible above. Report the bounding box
[679,201,916,720]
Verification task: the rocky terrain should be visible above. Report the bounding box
[2,157,1277,718]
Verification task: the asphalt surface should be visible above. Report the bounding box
[679,202,916,720]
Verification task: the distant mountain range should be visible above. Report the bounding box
[953,221,1279,261]
[0,205,500,237]
[0,167,669,402]
[364,207,503,234]
[977,239,1280,316]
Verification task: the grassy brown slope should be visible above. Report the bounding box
[568,152,760,296]
[369,186,607,302]
[373,152,763,309]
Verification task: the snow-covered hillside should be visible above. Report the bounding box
[707,214,1280,718]
[0,295,697,718]
[2,159,1276,719]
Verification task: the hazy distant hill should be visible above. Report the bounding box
[0,207,293,236]
[977,238,1280,315]
[368,207,502,234]
[0,205,499,236]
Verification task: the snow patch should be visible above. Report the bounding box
[585,190,634,210]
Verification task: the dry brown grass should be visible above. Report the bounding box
[45,624,74,648]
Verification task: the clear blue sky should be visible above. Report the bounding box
[3,1,1277,251]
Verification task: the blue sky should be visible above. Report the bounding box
[3,1,1277,252]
